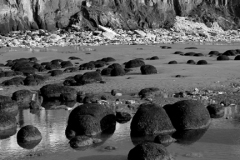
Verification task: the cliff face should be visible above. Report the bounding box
[0,0,239,35]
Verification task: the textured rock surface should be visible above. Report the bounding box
[1,0,239,35]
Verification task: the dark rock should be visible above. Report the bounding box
[185,47,198,49]
[0,112,17,139]
[138,87,160,99]
[0,100,19,116]
[29,57,38,62]
[172,128,208,145]
[131,103,176,136]
[69,56,82,60]
[234,55,240,60]
[104,146,117,150]
[187,60,196,64]
[207,104,224,118]
[168,60,177,64]
[217,55,230,61]
[60,92,77,102]
[116,112,132,123]
[17,125,42,149]
[149,56,159,60]
[140,65,157,75]
[61,61,73,68]
[69,135,102,149]
[4,71,16,77]
[197,60,208,65]
[209,51,220,56]
[41,62,51,66]
[63,79,77,86]
[184,52,196,56]
[101,68,113,76]
[0,95,12,103]
[174,51,184,55]
[2,77,25,86]
[154,134,176,147]
[51,59,63,64]
[79,62,95,70]
[45,63,61,70]
[24,74,46,86]
[12,90,33,109]
[93,61,106,68]
[110,65,125,76]
[14,66,36,75]
[125,59,145,68]
[66,103,116,138]
[223,50,237,56]
[49,70,63,76]
[128,142,171,160]
[40,84,77,100]
[75,71,102,85]
[160,46,171,49]
[194,53,204,56]
[83,94,100,104]
[164,100,211,130]
[64,67,79,73]
[101,57,116,62]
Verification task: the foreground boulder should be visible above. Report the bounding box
[164,100,211,130]
[128,142,171,160]
[17,125,42,149]
[131,103,176,136]
[66,103,116,139]
[0,112,17,139]
[0,100,19,116]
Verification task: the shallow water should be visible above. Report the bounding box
[1,108,240,160]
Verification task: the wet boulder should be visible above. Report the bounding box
[66,103,116,138]
[0,100,19,116]
[164,100,211,130]
[2,77,25,86]
[79,62,95,70]
[207,104,224,118]
[194,53,204,57]
[17,125,42,149]
[24,74,46,86]
[49,70,63,76]
[217,55,230,61]
[184,52,196,56]
[12,90,33,109]
[128,142,171,160]
[40,84,77,101]
[125,59,145,68]
[61,61,73,68]
[154,134,176,147]
[116,112,132,123]
[140,65,157,75]
[75,71,102,85]
[138,87,160,99]
[69,135,102,149]
[197,60,208,65]
[0,112,17,139]
[131,103,176,136]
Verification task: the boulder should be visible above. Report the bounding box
[140,65,157,75]
[110,65,125,76]
[24,74,46,86]
[45,63,61,70]
[0,100,19,116]
[197,60,208,65]
[222,50,237,56]
[64,67,79,73]
[101,57,116,62]
[128,142,171,160]
[101,68,113,76]
[217,55,230,61]
[75,71,102,85]
[66,103,116,138]
[61,61,73,68]
[49,70,63,76]
[149,56,159,60]
[0,112,17,139]
[2,77,25,86]
[234,55,240,60]
[12,90,33,109]
[131,103,176,136]
[138,87,160,99]
[116,112,132,123]
[184,52,196,56]
[168,60,177,64]
[187,60,196,64]
[125,59,145,68]
[164,100,211,130]
[79,62,95,70]
[17,125,42,149]
[209,51,221,56]
[207,104,224,118]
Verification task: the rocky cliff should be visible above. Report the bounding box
[0,0,239,35]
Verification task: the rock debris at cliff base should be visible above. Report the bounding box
[1,16,240,48]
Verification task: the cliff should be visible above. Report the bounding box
[0,0,239,35]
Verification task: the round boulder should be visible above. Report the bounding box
[2,77,25,86]
[234,55,240,60]
[217,55,230,61]
[0,100,19,116]
[140,65,157,75]
[125,59,145,68]
[197,60,208,65]
[131,103,176,136]
[24,74,46,86]
[187,60,196,64]
[128,142,171,160]
[209,51,220,56]
[49,70,63,76]
[75,71,102,85]
[168,60,177,64]
[207,104,224,118]
[222,50,237,56]
[12,90,33,109]
[110,66,125,76]
[116,112,132,123]
[0,112,17,139]
[17,125,42,149]
[61,61,73,68]
[164,100,211,130]
[66,103,116,138]
[101,68,112,76]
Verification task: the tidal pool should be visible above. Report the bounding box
[1,108,240,160]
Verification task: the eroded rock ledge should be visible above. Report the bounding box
[0,0,240,35]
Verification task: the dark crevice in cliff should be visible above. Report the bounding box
[32,0,41,30]
[173,0,182,16]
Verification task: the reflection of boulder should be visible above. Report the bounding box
[0,100,19,116]
[130,134,156,146]
[131,103,175,136]
[172,128,208,145]
[69,135,102,150]
[128,142,171,160]
[0,127,17,140]
[0,112,17,132]
[17,125,42,149]
[154,134,176,147]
